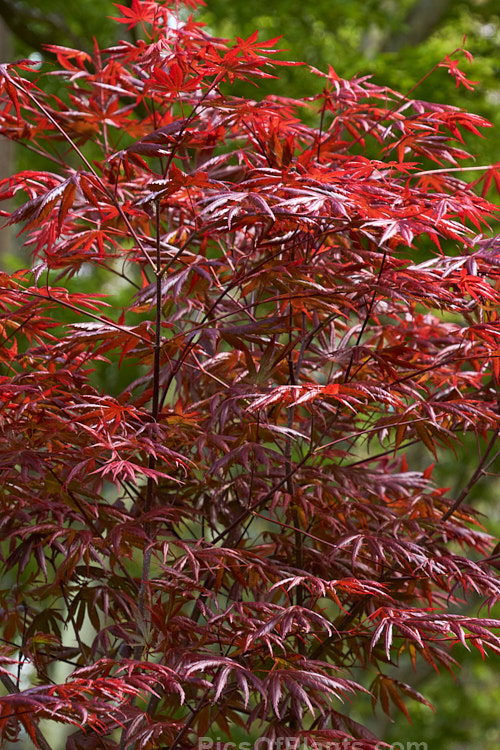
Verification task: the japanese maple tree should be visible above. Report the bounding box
[0,1,500,748]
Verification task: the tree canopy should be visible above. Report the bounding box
[0,2,500,749]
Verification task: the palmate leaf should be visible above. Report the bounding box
[112,1,162,32]
[370,673,433,723]
[0,676,145,746]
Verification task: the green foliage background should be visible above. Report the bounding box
[2,1,500,747]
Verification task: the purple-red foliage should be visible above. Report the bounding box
[0,1,499,747]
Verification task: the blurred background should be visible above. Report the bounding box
[1,1,499,747]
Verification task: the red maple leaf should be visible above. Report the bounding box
[112,0,157,34]
[440,55,478,90]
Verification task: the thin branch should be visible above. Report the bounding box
[21,289,150,344]
[438,428,500,525]
[134,198,163,662]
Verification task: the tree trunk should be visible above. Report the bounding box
[382,0,453,51]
